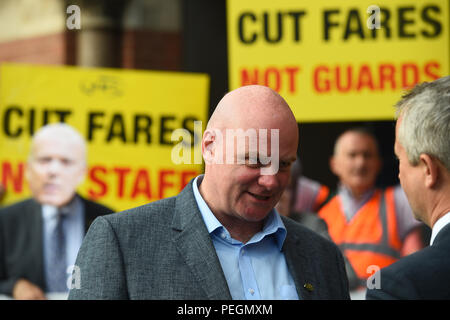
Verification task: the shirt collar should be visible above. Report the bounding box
[338,183,376,203]
[42,195,81,220]
[253,207,287,251]
[192,175,287,251]
[192,175,227,234]
[430,211,450,246]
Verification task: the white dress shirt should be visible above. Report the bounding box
[430,211,450,246]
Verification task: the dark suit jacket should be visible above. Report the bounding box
[69,181,350,300]
[0,195,114,296]
[366,223,450,299]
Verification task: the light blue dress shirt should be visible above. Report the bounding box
[192,176,299,300]
[42,196,84,293]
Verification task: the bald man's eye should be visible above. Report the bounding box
[279,161,291,171]
[245,159,262,169]
[61,158,74,166]
[362,152,376,159]
[244,155,265,169]
[36,157,52,165]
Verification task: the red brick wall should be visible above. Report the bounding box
[122,29,182,71]
[0,29,181,70]
[0,32,75,65]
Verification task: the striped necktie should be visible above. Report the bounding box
[45,210,68,293]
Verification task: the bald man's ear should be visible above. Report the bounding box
[329,156,338,176]
[202,129,219,165]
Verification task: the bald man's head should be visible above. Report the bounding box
[330,128,381,196]
[208,85,297,131]
[203,85,298,173]
[199,85,299,232]
[26,123,87,207]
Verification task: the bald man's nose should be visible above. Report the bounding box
[47,159,63,175]
[354,154,368,166]
[258,173,279,190]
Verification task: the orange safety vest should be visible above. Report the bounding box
[318,187,402,282]
[313,185,330,212]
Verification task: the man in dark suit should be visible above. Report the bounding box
[366,76,450,299]
[69,85,350,300]
[0,123,113,299]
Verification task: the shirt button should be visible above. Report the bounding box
[221,232,226,239]
[248,288,255,295]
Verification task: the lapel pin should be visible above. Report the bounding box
[303,283,314,292]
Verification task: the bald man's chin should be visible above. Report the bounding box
[239,210,272,224]
[238,201,274,222]
[36,193,75,208]
[412,210,426,225]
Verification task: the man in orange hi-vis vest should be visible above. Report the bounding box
[319,128,424,291]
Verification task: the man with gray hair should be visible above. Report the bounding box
[319,127,423,292]
[366,75,450,299]
[0,123,113,299]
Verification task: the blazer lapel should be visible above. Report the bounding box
[433,222,450,246]
[171,182,232,300]
[80,196,96,233]
[282,219,320,300]
[28,199,46,290]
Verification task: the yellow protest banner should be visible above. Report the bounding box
[227,0,449,122]
[0,63,209,211]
